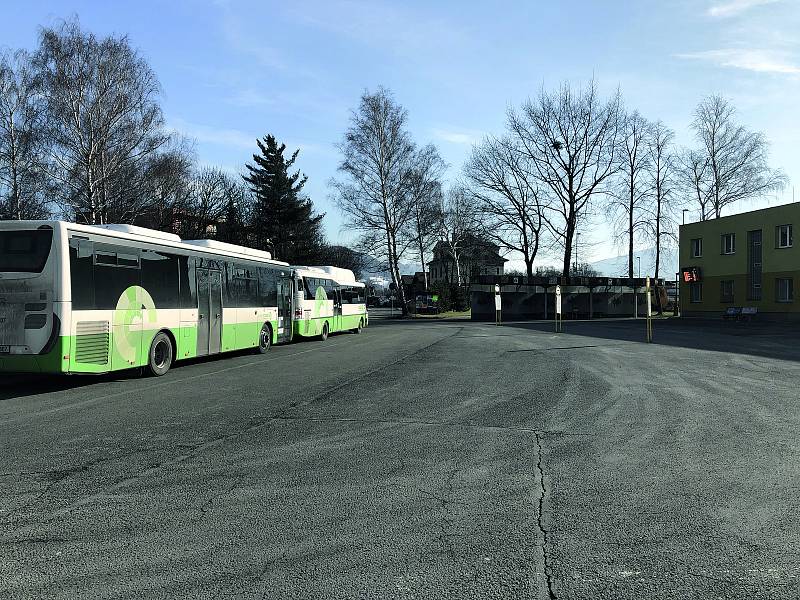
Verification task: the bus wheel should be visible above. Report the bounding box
[147,332,173,377]
[320,322,329,341]
[353,319,363,334]
[257,323,272,354]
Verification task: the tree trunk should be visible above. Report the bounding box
[388,231,408,316]
[654,202,661,280]
[562,211,575,276]
[418,240,428,291]
[628,172,635,279]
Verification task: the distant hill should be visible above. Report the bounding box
[590,246,678,279]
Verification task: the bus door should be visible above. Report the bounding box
[333,288,343,332]
[277,276,293,342]
[196,268,222,355]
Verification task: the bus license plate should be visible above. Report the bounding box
[0,346,9,354]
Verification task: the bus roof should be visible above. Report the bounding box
[0,220,290,267]
[293,265,364,287]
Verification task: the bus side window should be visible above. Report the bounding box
[304,278,316,300]
[178,256,196,309]
[226,262,258,308]
[258,267,278,307]
[141,250,179,309]
[69,238,95,310]
[93,244,141,310]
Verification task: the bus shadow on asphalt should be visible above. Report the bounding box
[0,371,139,402]
[0,333,355,402]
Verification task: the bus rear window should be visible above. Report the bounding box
[0,230,53,273]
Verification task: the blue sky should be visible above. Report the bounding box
[2,0,799,266]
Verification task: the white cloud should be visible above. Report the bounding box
[285,1,468,57]
[676,48,800,74]
[707,0,780,18]
[168,118,257,149]
[432,127,481,145]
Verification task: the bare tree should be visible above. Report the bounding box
[509,80,621,275]
[643,121,678,280]
[137,138,195,233]
[406,144,446,290]
[34,20,169,224]
[692,95,787,218]
[0,49,49,220]
[331,87,417,314]
[176,167,237,239]
[607,111,651,278]
[437,185,482,285]
[680,149,713,222]
[464,135,545,278]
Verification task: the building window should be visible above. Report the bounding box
[691,238,703,258]
[777,224,793,249]
[776,278,794,303]
[721,233,735,255]
[720,280,734,303]
[690,282,702,303]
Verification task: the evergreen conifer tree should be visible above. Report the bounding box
[243,135,325,263]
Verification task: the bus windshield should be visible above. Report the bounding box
[0,229,53,273]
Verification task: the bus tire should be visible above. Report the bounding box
[147,332,174,377]
[257,323,272,354]
[320,322,329,341]
[353,319,363,334]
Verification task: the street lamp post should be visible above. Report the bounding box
[635,256,641,319]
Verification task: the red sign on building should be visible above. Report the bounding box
[682,267,701,283]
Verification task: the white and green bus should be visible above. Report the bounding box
[0,221,367,376]
[291,266,368,341]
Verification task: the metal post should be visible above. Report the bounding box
[555,285,562,333]
[646,276,653,342]
[494,284,501,326]
[674,272,679,317]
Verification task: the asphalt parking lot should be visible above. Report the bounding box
[1,316,799,599]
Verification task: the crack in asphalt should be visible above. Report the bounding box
[534,430,558,600]
[195,476,243,522]
[507,344,623,354]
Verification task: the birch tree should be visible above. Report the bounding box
[643,121,677,280]
[405,144,446,290]
[607,111,651,278]
[34,20,169,224]
[692,95,786,218]
[0,49,49,220]
[332,88,417,314]
[437,185,481,285]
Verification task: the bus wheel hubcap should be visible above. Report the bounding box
[154,341,168,368]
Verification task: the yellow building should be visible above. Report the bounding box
[679,203,799,319]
